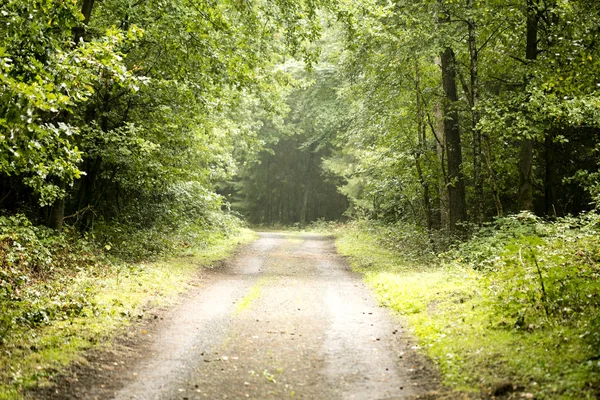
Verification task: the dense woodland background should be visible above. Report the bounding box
[2,0,600,231]
[230,0,600,229]
[1,0,600,397]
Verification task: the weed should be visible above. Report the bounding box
[335,217,600,399]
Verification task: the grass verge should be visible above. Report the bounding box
[0,228,257,400]
[335,220,600,399]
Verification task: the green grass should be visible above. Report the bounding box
[0,228,257,400]
[335,221,600,399]
[235,277,270,314]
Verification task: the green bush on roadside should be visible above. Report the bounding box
[445,212,600,343]
[336,215,600,399]
[0,215,108,343]
[0,211,251,399]
[0,211,244,343]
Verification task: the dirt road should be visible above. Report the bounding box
[37,232,439,399]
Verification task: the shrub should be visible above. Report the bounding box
[0,214,108,343]
[446,212,600,343]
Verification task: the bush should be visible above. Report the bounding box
[90,212,243,262]
[89,181,243,261]
[446,212,600,343]
[346,219,450,264]
[337,215,600,398]
[0,208,244,344]
[0,214,108,342]
[0,214,103,292]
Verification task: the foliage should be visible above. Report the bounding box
[338,220,443,266]
[446,212,600,339]
[0,1,331,394]
[0,214,106,342]
[324,0,600,227]
[336,216,600,398]
[91,185,243,261]
[0,0,143,204]
[3,0,600,397]
[1,0,334,235]
[226,64,349,225]
[0,212,256,398]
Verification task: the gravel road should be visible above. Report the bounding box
[34,232,439,400]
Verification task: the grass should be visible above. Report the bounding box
[335,221,600,399]
[235,277,270,314]
[0,228,257,400]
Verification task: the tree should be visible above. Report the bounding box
[441,46,468,230]
[326,0,600,230]
[1,0,333,234]
[227,65,349,224]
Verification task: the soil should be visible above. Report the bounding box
[29,232,445,400]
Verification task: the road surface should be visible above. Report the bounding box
[34,232,439,399]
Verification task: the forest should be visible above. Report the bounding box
[1,0,600,398]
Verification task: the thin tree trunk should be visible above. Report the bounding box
[278,190,283,223]
[519,139,535,211]
[300,142,317,224]
[300,183,310,225]
[483,134,504,216]
[544,132,556,216]
[441,47,467,231]
[415,59,433,230]
[49,180,66,231]
[467,0,484,222]
[56,0,96,231]
[433,57,448,228]
[74,0,95,43]
[266,159,272,224]
[519,0,538,212]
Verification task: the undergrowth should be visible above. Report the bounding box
[336,215,600,399]
[0,214,256,399]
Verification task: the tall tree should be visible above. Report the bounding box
[518,0,539,212]
[441,47,468,230]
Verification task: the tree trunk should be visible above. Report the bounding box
[518,139,535,211]
[266,159,272,225]
[74,0,95,43]
[300,183,310,225]
[519,0,538,212]
[526,0,538,62]
[0,176,13,210]
[483,134,504,216]
[441,47,467,231]
[544,133,556,216]
[434,102,448,228]
[62,0,97,231]
[49,180,66,231]
[415,59,433,230]
[432,57,448,228]
[467,0,483,223]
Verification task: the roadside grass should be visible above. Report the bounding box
[0,228,257,400]
[335,220,600,399]
[235,277,270,314]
